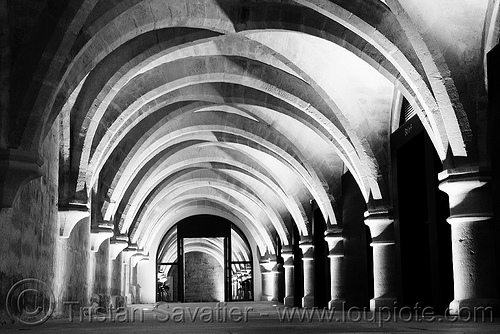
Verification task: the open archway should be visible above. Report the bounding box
[155,215,254,303]
[1,0,499,322]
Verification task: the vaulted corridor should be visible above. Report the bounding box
[1,0,500,329]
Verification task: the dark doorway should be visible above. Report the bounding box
[392,115,453,313]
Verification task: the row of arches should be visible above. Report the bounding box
[1,0,499,320]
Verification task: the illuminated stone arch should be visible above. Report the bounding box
[129,167,296,247]
[123,168,291,238]
[140,198,275,257]
[100,121,337,227]
[296,0,469,158]
[82,67,368,191]
[133,180,289,247]
[115,146,311,236]
[32,0,459,216]
[87,91,361,200]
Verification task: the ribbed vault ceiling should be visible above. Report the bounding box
[26,0,473,257]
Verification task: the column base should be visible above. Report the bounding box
[370,297,396,311]
[261,294,275,302]
[449,298,499,316]
[284,296,294,307]
[302,295,314,308]
[328,299,345,311]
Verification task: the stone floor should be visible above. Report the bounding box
[1,302,500,333]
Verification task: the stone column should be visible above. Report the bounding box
[438,168,499,314]
[121,245,138,305]
[300,238,315,308]
[324,228,345,310]
[365,211,397,311]
[282,245,295,307]
[260,260,279,301]
[124,262,132,305]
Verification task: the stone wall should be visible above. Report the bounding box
[185,251,224,302]
[0,119,124,322]
[0,121,59,322]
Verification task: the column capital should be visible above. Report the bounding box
[299,238,314,259]
[324,228,343,257]
[0,149,44,208]
[261,269,280,275]
[324,226,342,235]
[438,166,493,221]
[90,221,114,252]
[260,259,277,272]
[439,167,491,195]
[281,245,294,266]
[364,211,394,245]
[281,244,293,254]
[109,234,129,260]
[121,243,139,264]
[131,253,149,267]
[438,166,490,181]
[299,235,313,244]
[364,209,393,220]
[58,203,89,238]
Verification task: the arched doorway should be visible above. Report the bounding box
[156,215,253,302]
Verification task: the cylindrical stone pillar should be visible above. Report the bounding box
[325,228,345,310]
[438,168,499,315]
[260,261,279,301]
[124,263,131,305]
[300,238,315,308]
[365,211,397,311]
[282,246,295,307]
